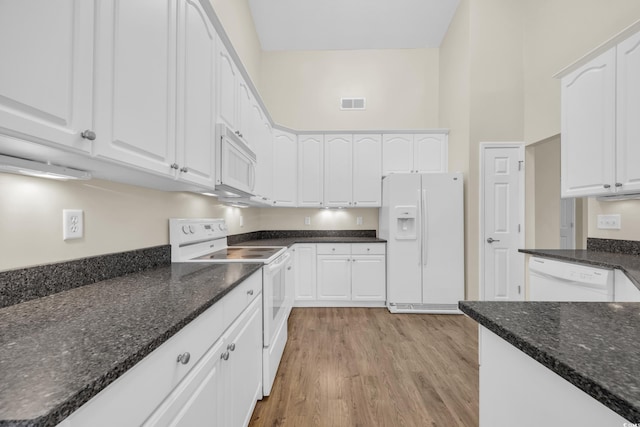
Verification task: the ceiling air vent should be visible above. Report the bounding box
[340,98,366,110]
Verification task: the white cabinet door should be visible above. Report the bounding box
[317,256,351,301]
[217,37,237,131]
[93,0,177,176]
[324,134,353,207]
[224,297,262,427]
[0,0,94,152]
[272,130,298,206]
[616,31,640,194]
[142,338,226,427]
[561,48,616,198]
[382,134,413,175]
[297,134,324,207]
[352,134,382,207]
[351,255,386,301]
[294,244,317,301]
[251,104,273,201]
[414,134,448,173]
[175,0,216,187]
[237,78,253,145]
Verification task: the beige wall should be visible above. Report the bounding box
[533,137,561,248]
[260,208,378,231]
[260,49,440,131]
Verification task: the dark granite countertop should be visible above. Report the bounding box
[519,249,640,288]
[234,236,386,247]
[460,300,640,422]
[0,262,262,427]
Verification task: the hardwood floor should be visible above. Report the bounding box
[249,308,479,427]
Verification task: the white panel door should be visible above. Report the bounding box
[297,134,324,207]
[217,37,237,131]
[317,256,351,300]
[561,48,616,197]
[351,256,386,301]
[352,134,382,207]
[616,31,640,194]
[0,0,94,152]
[324,134,353,207]
[93,0,176,176]
[175,0,216,187]
[272,130,297,206]
[382,134,413,175]
[483,147,524,301]
[414,134,447,173]
[294,244,317,301]
[559,198,575,250]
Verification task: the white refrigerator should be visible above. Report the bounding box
[379,173,464,313]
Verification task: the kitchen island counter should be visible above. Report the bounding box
[0,262,262,427]
[459,300,640,423]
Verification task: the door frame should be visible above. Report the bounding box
[479,142,526,301]
[560,197,576,249]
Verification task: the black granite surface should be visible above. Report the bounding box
[227,229,379,246]
[460,300,640,422]
[0,262,262,427]
[587,237,640,255]
[0,245,171,309]
[519,248,640,288]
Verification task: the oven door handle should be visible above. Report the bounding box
[267,251,291,273]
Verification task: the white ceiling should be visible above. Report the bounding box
[248,0,461,51]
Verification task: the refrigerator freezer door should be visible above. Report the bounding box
[421,173,464,305]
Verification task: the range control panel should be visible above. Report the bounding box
[169,218,228,245]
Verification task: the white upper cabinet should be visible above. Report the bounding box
[272,130,297,206]
[382,133,448,175]
[93,0,177,176]
[0,0,94,152]
[324,134,353,207]
[560,28,640,198]
[616,31,640,194]
[561,48,616,197]
[175,0,216,187]
[352,134,382,207]
[297,134,324,207]
[251,103,273,202]
[237,77,253,144]
[217,38,238,132]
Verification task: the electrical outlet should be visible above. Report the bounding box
[356,216,363,225]
[597,214,621,230]
[63,209,83,240]
[304,216,311,225]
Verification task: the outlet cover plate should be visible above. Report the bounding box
[63,209,84,240]
[597,214,621,230]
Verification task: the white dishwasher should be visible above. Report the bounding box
[529,257,614,301]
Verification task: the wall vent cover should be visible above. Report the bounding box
[340,98,366,110]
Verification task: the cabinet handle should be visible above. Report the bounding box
[221,351,229,361]
[247,289,254,296]
[615,183,623,187]
[287,266,292,270]
[227,343,236,352]
[170,163,179,170]
[603,184,611,189]
[176,352,191,365]
[180,167,188,173]
[80,130,96,141]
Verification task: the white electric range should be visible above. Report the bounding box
[169,218,292,396]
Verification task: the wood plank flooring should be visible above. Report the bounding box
[249,308,479,427]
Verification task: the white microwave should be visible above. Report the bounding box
[215,124,256,197]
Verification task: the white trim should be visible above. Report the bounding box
[479,142,526,301]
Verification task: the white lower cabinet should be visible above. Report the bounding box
[295,243,386,306]
[614,270,640,302]
[62,271,263,427]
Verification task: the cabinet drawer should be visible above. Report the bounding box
[351,243,386,255]
[223,269,262,326]
[316,244,351,255]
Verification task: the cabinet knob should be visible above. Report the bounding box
[367,248,370,251]
[287,266,292,270]
[615,183,623,187]
[603,184,611,189]
[247,289,254,296]
[332,248,336,251]
[176,352,191,365]
[180,167,188,173]
[170,163,179,170]
[220,351,229,361]
[354,202,357,205]
[348,202,352,205]
[227,343,236,352]
[80,130,96,141]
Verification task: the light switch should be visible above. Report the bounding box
[356,216,363,225]
[597,214,621,230]
[304,217,311,225]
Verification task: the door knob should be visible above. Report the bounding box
[486,237,500,244]
[80,130,96,140]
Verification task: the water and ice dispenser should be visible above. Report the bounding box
[395,206,417,240]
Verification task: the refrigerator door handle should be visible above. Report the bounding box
[417,189,422,266]
[422,189,428,266]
